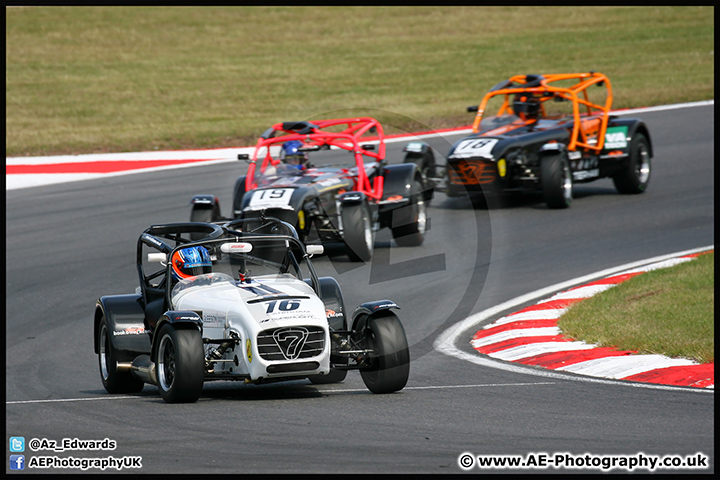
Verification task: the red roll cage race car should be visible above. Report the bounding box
[191,117,431,262]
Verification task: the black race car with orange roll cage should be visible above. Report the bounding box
[403,72,652,208]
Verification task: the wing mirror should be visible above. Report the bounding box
[147,253,167,263]
[306,245,324,256]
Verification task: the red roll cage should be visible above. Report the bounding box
[245,117,387,201]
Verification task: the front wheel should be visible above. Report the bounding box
[613,133,651,194]
[341,202,373,262]
[541,152,573,209]
[98,316,145,394]
[359,312,410,394]
[391,179,427,247]
[190,204,219,240]
[154,324,204,403]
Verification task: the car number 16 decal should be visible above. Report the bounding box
[265,299,302,314]
[450,138,499,159]
[246,188,294,211]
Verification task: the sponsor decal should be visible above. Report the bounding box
[374,303,398,310]
[341,194,363,202]
[600,150,627,159]
[573,169,600,181]
[203,314,222,327]
[113,326,145,336]
[570,157,599,172]
[325,309,343,318]
[246,339,252,363]
[604,126,628,149]
[315,177,343,189]
[141,234,163,248]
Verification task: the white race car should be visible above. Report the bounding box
[93,217,409,403]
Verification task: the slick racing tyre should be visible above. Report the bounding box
[341,202,373,262]
[155,324,204,403]
[541,152,573,209]
[391,179,427,247]
[98,315,145,394]
[359,312,410,394]
[190,204,219,240]
[613,132,651,194]
[403,149,436,206]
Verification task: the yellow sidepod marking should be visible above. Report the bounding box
[497,158,507,178]
[298,210,305,231]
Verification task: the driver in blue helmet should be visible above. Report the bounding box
[171,246,212,282]
[280,140,310,170]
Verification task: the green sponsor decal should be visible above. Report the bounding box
[604,126,628,149]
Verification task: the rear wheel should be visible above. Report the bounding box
[359,312,410,394]
[341,202,373,262]
[391,179,427,247]
[541,152,573,209]
[98,316,144,394]
[613,133,651,194]
[155,324,204,403]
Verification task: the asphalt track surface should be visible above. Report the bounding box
[5,104,714,473]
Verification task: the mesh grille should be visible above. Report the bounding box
[448,159,496,185]
[257,326,325,361]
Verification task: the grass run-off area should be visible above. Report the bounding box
[5,6,714,157]
[558,252,714,365]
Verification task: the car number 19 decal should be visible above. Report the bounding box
[450,138,498,159]
[246,188,294,211]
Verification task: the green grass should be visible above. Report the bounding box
[5,6,715,157]
[558,253,714,364]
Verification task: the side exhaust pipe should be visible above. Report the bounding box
[126,355,157,385]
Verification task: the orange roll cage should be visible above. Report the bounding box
[471,72,613,152]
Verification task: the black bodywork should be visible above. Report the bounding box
[404,73,653,208]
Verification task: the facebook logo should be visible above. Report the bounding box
[9,437,25,452]
[9,455,25,470]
